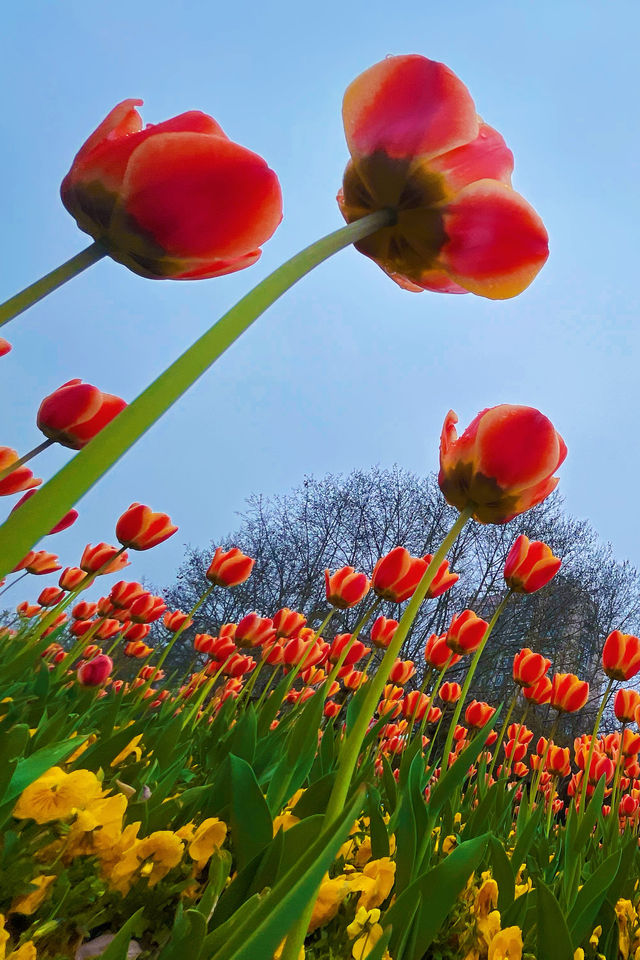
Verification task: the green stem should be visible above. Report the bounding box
[545,775,558,837]
[610,721,628,831]
[254,665,280,712]
[488,686,519,781]
[155,583,214,671]
[505,701,530,779]
[530,715,559,802]
[577,677,614,816]
[0,242,106,327]
[0,211,393,578]
[0,570,28,599]
[279,507,472,960]
[440,591,511,774]
[417,656,452,749]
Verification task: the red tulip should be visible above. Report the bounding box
[272,607,306,639]
[122,622,150,642]
[14,551,61,576]
[77,654,113,686]
[338,55,548,299]
[235,613,276,649]
[372,547,427,603]
[370,615,398,649]
[507,723,533,745]
[116,502,178,551]
[283,636,329,668]
[401,691,430,722]
[422,556,459,599]
[424,632,461,669]
[503,535,561,593]
[512,648,551,687]
[504,740,527,763]
[110,581,148,609]
[328,633,369,665]
[124,639,153,658]
[464,700,495,729]
[11,490,78,535]
[550,673,589,713]
[439,406,567,524]
[0,447,41,497]
[388,659,416,684]
[224,653,256,678]
[61,99,282,280]
[212,636,237,660]
[324,700,342,719]
[324,566,370,609]
[446,610,488,655]
[545,745,571,777]
[163,609,194,632]
[342,669,368,691]
[37,379,126,450]
[263,641,285,666]
[602,630,640,681]
[206,547,254,588]
[615,689,640,724]
[439,681,462,704]
[80,543,129,575]
[0,338,11,357]
[37,587,65,607]
[128,594,167,624]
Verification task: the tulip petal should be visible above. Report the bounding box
[430,123,514,193]
[74,99,144,163]
[439,180,549,299]
[473,405,566,493]
[118,133,283,259]
[343,55,478,162]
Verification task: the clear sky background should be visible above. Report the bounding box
[1,0,638,602]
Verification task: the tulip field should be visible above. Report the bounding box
[1,51,640,960]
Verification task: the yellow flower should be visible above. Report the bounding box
[488,926,523,960]
[478,910,501,953]
[10,876,56,916]
[574,951,585,960]
[352,923,384,960]
[273,941,304,960]
[188,819,227,870]
[590,925,602,948]
[273,811,300,835]
[475,878,499,918]
[442,835,457,855]
[65,794,127,859]
[65,734,96,764]
[352,858,396,911]
[110,734,143,767]
[1,915,10,960]
[308,875,351,932]
[176,823,196,842]
[9,944,36,960]
[347,907,381,939]
[13,768,103,824]
[616,899,636,960]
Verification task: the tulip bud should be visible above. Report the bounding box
[124,640,153,658]
[439,682,462,704]
[550,673,589,713]
[163,609,193,632]
[522,675,553,705]
[602,630,640,682]
[616,689,640,724]
[446,610,488,656]
[37,587,65,607]
[72,601,98,621]
[235,613,276,649]
[439,406,566,524]
[424,632,461,669]
[388,659,416,684]
[0,447,42,497]
[512,647,551,687]
[546,745,571,777]
[81,543,129,575]
[59,566,86,590]
[37,379,126,450]
[328,633,370,665]
[464,700,495,729]
[116,502,178,551]
[14,551,61,576]
[370,615,398,649]
[372,547,428,603]
[206,547,254,587]
[503,535,561,593]
[128,594,167,624]
[401,691,430,722]
[272,607,306,639]
[324,566,370,609]
[77,654,113,686]
[123,622,150,642]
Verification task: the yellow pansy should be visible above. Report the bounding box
[273,940,304,959]
[590,926,602,948]
[13,769,103,824]
[65,794,127,858]
[574,951,584,960]
[488,926,523,960]
[442,835,458,855]
[10,876,56,916]
[616,899,636,960]
[352,923,385,960]
[9,945,36,960]
[475,878,499,918]
[188,818,227,870]
[347,907,381,939]
[308,875,351,932]
[273,810,299,835]
[1,915,9,960]
[352,858,396,911]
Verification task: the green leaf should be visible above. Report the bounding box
[367,786,390,860]
[428,711,498,817]
[487,834,516,911]
[228,708,257,765]
[208,789,365,960]
[226,755,273,870]
[536,879,574,960]
[569,849,620,948]
[291,773,336,819]
[385,834,488,960]
[5,737,88,802]
[572,776,606,854]
[511,802,544,873]
[158,909,206,960]
[99,909,145,960]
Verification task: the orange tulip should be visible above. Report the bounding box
[16,602,41,618]
[424,632,461,669]
[128,594,166,624]
[80,543,129,575]
[372,547,427,603]
[110,581,148,609]
[545,745,571,777]
[512,648,551,687]
[163,609,194,632]
[370,615,398,649]
[235,613,276,649]
[37,587,64,607]
[272,607,306,639]
[338,55,548,299]
[388,659,416,684]
[58,566,87,590]
[550,673,589,713]
[61,99,282,280]
[602,630,640,681]
[122,622,150,643]
[503,535,561,593]
[37,379,126,450]
[328,633,369,665]
[439,681,462,703]
[464,700,495,729]
[522,675,552,705]
[0,448,42,497]
[439,406,566,524]
[445,609,488,655]
[116,502,178,551]
[615,689,640,723]
[324,566,370,609]
[14,551,61,576]
[206,547,254,588]
[124,639,153,658]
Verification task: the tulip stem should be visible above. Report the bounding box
[0,211,395,579]
[440,591,511,774]
[0,570,28,599]
[487,686,519,781]
[279,506,472,960]
[577,677,614,817]
[0,440,54,483]
[0,242,106,328]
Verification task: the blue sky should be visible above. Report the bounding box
[1,0,639,602]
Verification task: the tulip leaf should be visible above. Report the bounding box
[536,879,574,960]
[487,834,516,910]
[157,908,206,960]
[367,785,390,859]
[428,710,499,817]
[569,849,621,948]
[208,789,364,960]
[99,908,145,960]
[385,833,489,960]
[4,736,88,802]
